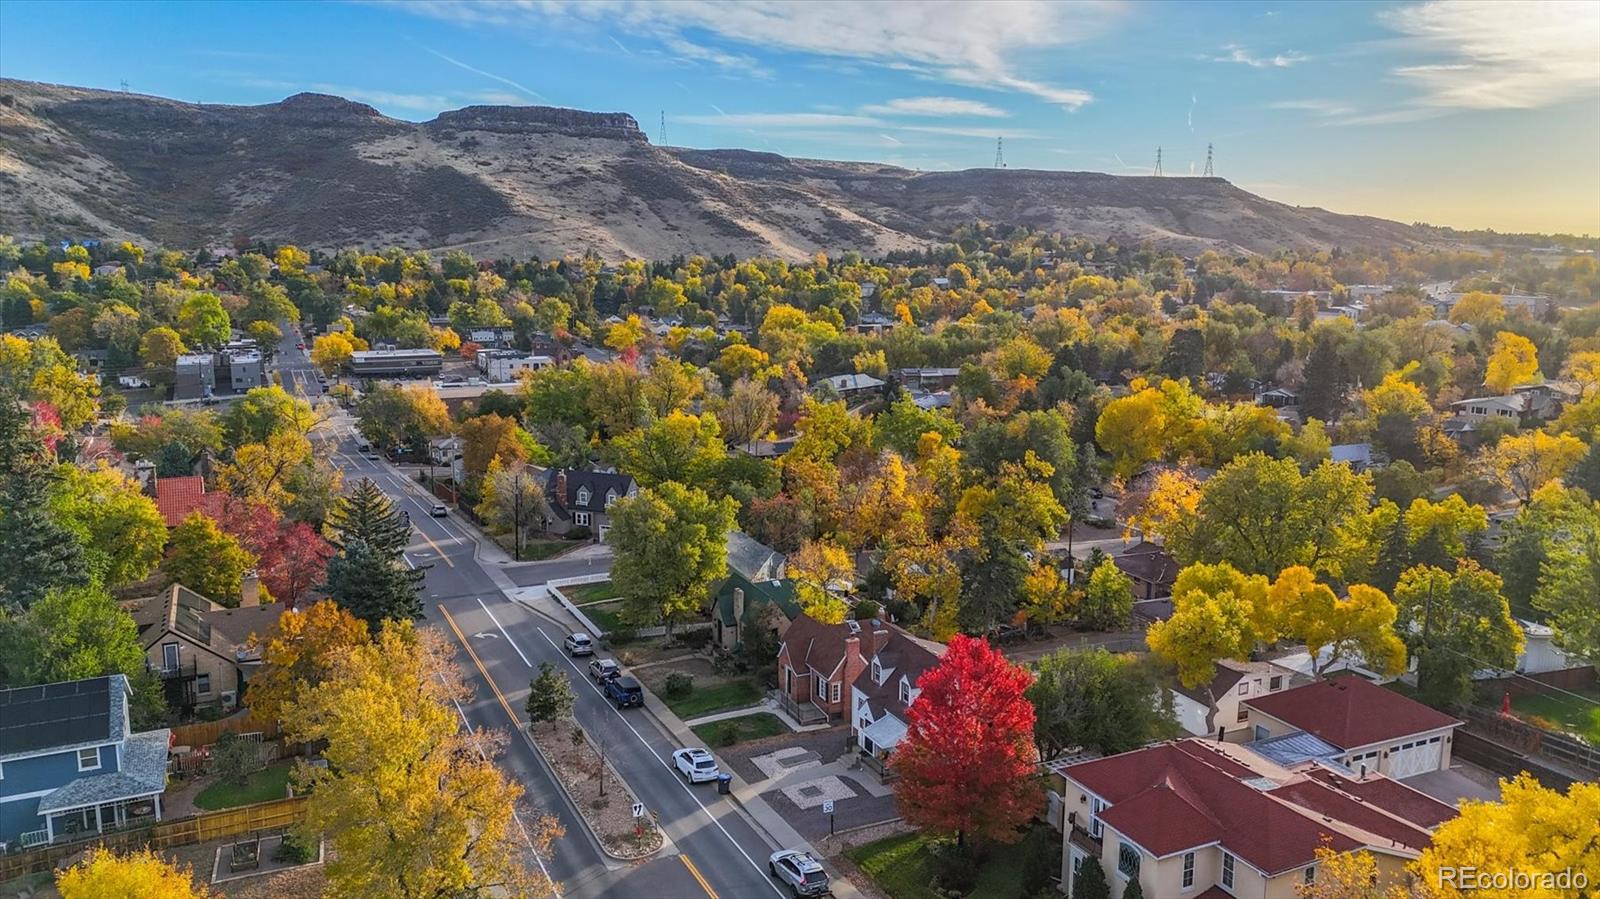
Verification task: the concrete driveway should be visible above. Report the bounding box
[1402,763,1503,806]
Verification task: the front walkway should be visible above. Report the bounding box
[683,698,835,733]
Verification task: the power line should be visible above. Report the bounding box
[1203,143,1214,177]
[994,136,1005,169]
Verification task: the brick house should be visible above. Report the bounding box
[775,614,945,735]
[541,468,636,542]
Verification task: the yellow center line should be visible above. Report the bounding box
[439,605,522,726]
[680,854,720,899]
[417,526,456,568]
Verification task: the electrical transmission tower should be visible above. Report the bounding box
[994,137,1005,168]
[120,79,129,92]
[659,110,667,146]
[1203,143,1214,177]
[1154,147,1163,176]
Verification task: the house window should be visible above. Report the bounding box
[162,643,180,670]
[605,490,617,508]
[1182,853,1195,889]
[573,512,591,527]
[576,486,591,506]
[831,682,841,703]
[1305,866,1317,885]
[1089,797,1105,839]
[196,673,211,695]
[871,660,882,683]
[1237,705,1249,723]
[1117,842,1140,879]
[1222,853,1236,889]
[77,746,101,772]
[1269,675,1282,690]
[899,679,911,705]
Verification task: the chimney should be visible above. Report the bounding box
[555,470,568,505]
[842,635,866,701]
[239,570,261,608]
[134,459,156,494]
[733,587,746,627]
[870,620,890,655]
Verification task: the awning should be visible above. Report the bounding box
[861,714,908,752]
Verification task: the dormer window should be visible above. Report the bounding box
[899,678,911,705]
[576,486,591,506]
[871,659,882,684]
[605,489,618,508]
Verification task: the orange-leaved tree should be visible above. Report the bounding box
[891,634,1040,849]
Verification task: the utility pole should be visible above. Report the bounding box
[1203,143,1214,177]
[994,136,1005,169]
[510,469,523,561]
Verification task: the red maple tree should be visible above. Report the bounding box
[217,500,334,609]
[891,634,1041,847]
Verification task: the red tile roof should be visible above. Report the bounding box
[1061,738,1454,875]
[1243,676,1460,750]
[155,476,209,527]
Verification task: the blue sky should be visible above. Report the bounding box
[3,0,1597,234]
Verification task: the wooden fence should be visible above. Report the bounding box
[0,797,306,880]
[169,711,281,748]
[1463,706,1600,777]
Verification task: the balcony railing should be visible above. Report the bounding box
[773,690,830,726]
[154,659,198,681]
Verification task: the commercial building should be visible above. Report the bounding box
[348,348,443,377]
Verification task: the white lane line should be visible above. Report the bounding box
[519,619,785,897]
[476,596,533,667]
[447,691,558,894]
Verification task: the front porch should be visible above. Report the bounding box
[773,690,830,726]
[37,793,163,844]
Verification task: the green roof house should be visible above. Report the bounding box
[713,532,800,652]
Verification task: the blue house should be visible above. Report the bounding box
[0,675,170,850]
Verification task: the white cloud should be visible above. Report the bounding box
[861,96,1010,118]
[417,45,545,101]
[387,0,1112,108]
[677,112,885,128]
[1212,45,1308,68]
[1378,0,1600,109]
[901,124,1041,139]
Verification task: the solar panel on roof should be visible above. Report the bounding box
[0,676,113,756]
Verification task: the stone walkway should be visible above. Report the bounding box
[682,697,833,733]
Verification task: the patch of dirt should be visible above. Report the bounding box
[528,721,662,859]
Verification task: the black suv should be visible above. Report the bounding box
[603,675,644,709]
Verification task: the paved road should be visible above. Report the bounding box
[312,422,791,899]
[272,323,326,399]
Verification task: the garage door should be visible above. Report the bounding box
[1388,736,1442,779]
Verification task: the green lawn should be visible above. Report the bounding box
[567,581,623,605]
[494,533,569,560]
[663,679,764,720]
[584,600,629,633]
[195,761,293,811]
[1512,691,1600,743]
[846,829,1040,899]
[692,713,790,747]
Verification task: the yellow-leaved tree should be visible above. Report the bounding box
[57,848,209,899]
[1412,775,1599,898]
[1483,331,1541,394]
[1481,430,1587,505]
[789,538,855,624]
[281,621,558,899]
[245,599,368,723]
[1146,562,1270,735]
[1264,566,1407,678]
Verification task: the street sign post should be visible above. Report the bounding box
[631,802,645,818]
[822,799,835,834]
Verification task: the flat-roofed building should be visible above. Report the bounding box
[348,349,443,377]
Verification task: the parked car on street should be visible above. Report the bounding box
[769,849,830,897]
[588,658,621,683]
[563,632,594,657]
[672,747,721,783]
[603,675,643,709]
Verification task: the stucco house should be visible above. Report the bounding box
[0,676,171,850]
[122,579,284,715]
[1058,738,1457,899]
[1173,659,1306,741]
[1242,676,1462,779]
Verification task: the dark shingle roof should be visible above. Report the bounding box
[543,468,635,518]
[0,676,122,758]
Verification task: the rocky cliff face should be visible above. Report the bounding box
[0,79,1440,259]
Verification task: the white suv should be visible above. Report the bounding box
[769,849,830,896]
[672,748,721,783]
[562,632,594,657]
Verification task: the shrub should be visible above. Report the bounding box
[1074,856,1110,899]
[713,722,740,747]
[1020,827,1057,895]
[566,525,592,541]
[274,831,316,864]
[663,672,694,698]
[211,732,260,785]
[928,840,979,894]
[853,599,882,620]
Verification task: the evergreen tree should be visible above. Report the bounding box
[1121,876,1144,899]
[320,537,423,626]
[0,393,88,609]
[1073,856,1111,899]
[325,477,412,556]
[1372,512,1411,594]
[525,662,575,726]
